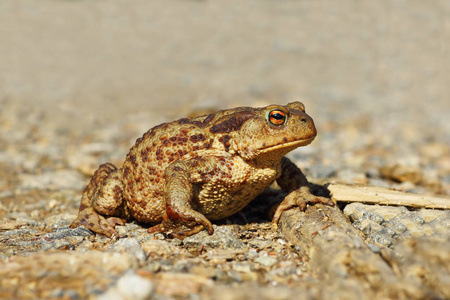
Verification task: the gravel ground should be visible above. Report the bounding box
[0,0,449,299]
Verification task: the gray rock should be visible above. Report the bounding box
[255,256,278,267]
[367,243,381,253]
[108,238,147,262]
[353,219,384,236]
[361,211,386,225]
[344,203,409,222]
[183,225,246,249]
[345,203,450,248]
[248,238,273,249]
[45,227,93,240]
[1,228,38,236]
[44,214,78,229]
[369,234,393,247]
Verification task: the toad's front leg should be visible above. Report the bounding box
[148,159,213,239]
[272,157,335,224]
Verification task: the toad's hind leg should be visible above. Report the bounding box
[70,162,128,237]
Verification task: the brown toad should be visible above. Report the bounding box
[70,102,334,238]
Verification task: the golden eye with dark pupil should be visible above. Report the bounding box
[269,110,286,125]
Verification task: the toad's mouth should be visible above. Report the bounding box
[259,136,316,153]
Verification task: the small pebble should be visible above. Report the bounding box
[255,256,278,267]
[97,271,155,300]
[108,238,147,262]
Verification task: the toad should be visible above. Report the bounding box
[70,102,334,238]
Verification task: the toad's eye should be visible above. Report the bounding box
[268,110,287,125]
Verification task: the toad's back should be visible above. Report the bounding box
[122,117,219,222]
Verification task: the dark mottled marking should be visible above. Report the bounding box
[178,118,203,127]
[113,185,122,200]
[148,166,156,174]
[190,134,206,143]
[141,148,149,162]
[221,135,231,151]
[283,137,288,142]
[203,141,212,149]
[210,111,254,134]
[173,166,184,172]
[129,154,137,166]
[190,159,199,168]
[124,166,130,178]
[178,114,216,127]
[178,118,190,125]
[180,128,189,135]
[203,113,216,124]
[199,172,208,182]
[142,129,155,140]
[79,203,87,211]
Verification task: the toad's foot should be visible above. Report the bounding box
[272,186,335,225]
[70,207,126,238]
[148,207,213,239]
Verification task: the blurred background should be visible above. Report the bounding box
[1,0,449,193]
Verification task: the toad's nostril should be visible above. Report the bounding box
[301,117,307,123]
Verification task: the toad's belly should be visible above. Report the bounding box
[192,167,279,220]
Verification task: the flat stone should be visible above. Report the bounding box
[183,225,246,250]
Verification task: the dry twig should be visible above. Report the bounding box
[327,183,450,209]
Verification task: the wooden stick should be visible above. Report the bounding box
[327,183,450,209]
